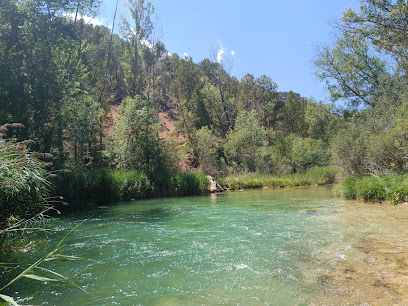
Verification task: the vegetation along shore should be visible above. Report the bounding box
[3,0,408,303]
[2,0,408,239]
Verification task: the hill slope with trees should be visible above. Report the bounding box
[2,0,408,226]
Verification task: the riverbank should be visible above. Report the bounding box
[51,167,338,210]
[54,166,408,209]
[52,169,210,210]
[338,174,408,204]
[217,167,337,190]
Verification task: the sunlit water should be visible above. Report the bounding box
[3,186,408,305]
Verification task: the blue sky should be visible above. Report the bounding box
[98,0,361,102]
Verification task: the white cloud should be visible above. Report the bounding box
[217,47,225,63]
[231,50,236,56]
[64,13,106,27]
[184,52,189,57]
[141,38,153,49]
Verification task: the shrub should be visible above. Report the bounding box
[356,176,387,202]
[52,167,210,209]
[218,167,337,190]
[0,138,51,229]
[338,174,408,204]
[108,169,152,200]
[171,172,209,196]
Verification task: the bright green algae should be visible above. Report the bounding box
[4,186,408,305]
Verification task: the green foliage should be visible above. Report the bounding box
[218,167,337,190]
[0,227,89,304]
[254,146,280,174]
[330,124,368,176]
[315,31,385,107]
[330,89,408,177]
[339,177,358,199]
[280,92,308,136]
[52,167,209,208]
[283,134,330,173]
[0,138,51,230]
[108,169,152,200]
[342,1,408,76]
[187,126,218,176]
[200,78,228,134]
[270,134,330,174]
[169,57,210,137]
[224,110,266,172]
[61,95,101,162]
[170,172,209,196]
[121,0,154,98]
[305,100,337,142]
[53,167,118,206]
[0,0,106,159]
[106,96,166,173]
[339,174,408,204]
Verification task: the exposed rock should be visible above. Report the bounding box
[279,91,301,101]
[207,175,224,193]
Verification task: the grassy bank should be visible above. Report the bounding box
[52,169,209,209]
[338,174,408,204]
[217,167,338,190]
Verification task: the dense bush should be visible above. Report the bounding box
[52,168,210,209]
[330,92,408,177]
[187,126,219,176]
[281,134,330,173]
[338,174,408,204]
[218,167,337,190]
[105,96,170,173]
[0,138,51,229]
[224,110,266,172]
[170,172,209,196]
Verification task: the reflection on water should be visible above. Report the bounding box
[2,186,408,305]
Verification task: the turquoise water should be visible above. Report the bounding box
[3,186,408,305]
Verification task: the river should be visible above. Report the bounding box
[3,186,408,305]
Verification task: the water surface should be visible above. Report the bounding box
[4,186,408,305]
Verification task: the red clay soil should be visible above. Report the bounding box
[158,111,187,145]
[102,103,120,138]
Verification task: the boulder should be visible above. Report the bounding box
[207,175,224,193]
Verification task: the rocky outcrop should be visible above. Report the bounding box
[207,175,224,193]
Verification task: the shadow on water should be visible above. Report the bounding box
[131,206,182,222]
[91,205,184,224]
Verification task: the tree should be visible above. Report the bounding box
[315,32,385,107]
[168,56,205,138]
[0,0,104,163]
[224,110,265,172]
[121,0,154,98]
[238,74,281,128]
[331,123,368,176]
[280,92,308,136]
[305,99,337,143]
[341,0,408,77]
[188,126,218,176]
[283,134,329,173]
[106,96,164,173]
[61,95,101,163]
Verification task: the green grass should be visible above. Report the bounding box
[52,168,210,208]
[217,167,338,190]
[338,174,408,204]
